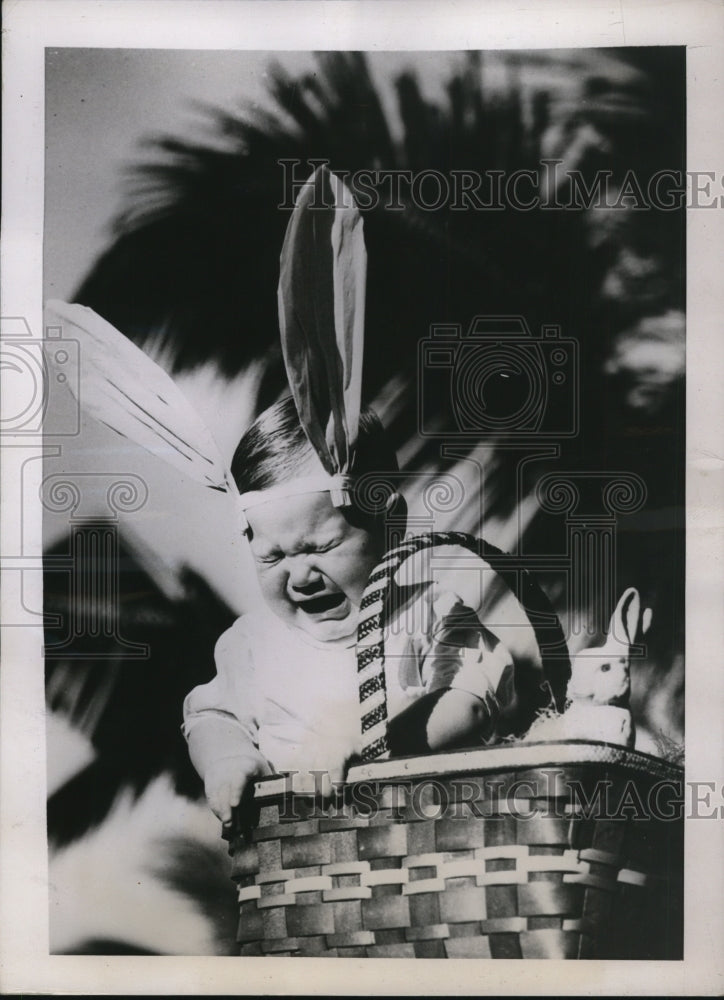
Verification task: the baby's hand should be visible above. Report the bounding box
[422,589,484,691]
[204,754,268,824]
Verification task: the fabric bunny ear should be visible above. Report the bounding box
[277,165,366,494]
[44,300,236,494]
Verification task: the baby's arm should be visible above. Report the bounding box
[387,684,496,755]
[183,620,272,823]
[186,715,271,823]
[426,687,494,748]
[388,592,515,756]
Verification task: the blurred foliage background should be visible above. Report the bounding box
[44,47,685,954]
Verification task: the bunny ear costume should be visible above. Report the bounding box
[46,167,517,783]
[46,168,366,527]
[237,166,368,526]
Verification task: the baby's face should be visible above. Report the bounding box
[246,491,384,642]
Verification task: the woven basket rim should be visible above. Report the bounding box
[252,739,683,799]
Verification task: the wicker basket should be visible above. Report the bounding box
[226,533,684,959]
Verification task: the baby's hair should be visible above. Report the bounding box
[231,395,399,495]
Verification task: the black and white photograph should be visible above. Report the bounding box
[1,1,723,995]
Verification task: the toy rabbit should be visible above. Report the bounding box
[526,587,652,748]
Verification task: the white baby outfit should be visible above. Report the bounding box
[183,559,517,778]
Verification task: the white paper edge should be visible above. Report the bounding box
[1,0,723,995]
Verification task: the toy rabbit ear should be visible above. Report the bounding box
[642,606,653,635]
[44,300,236,495]
[608,587,641,646]
[277,165,366,476]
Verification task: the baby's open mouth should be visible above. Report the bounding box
[297,592,347,615]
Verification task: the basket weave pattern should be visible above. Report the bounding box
[227,534,683,959]
[229,751,683,959]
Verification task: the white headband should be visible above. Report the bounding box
[237,474,355,533]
